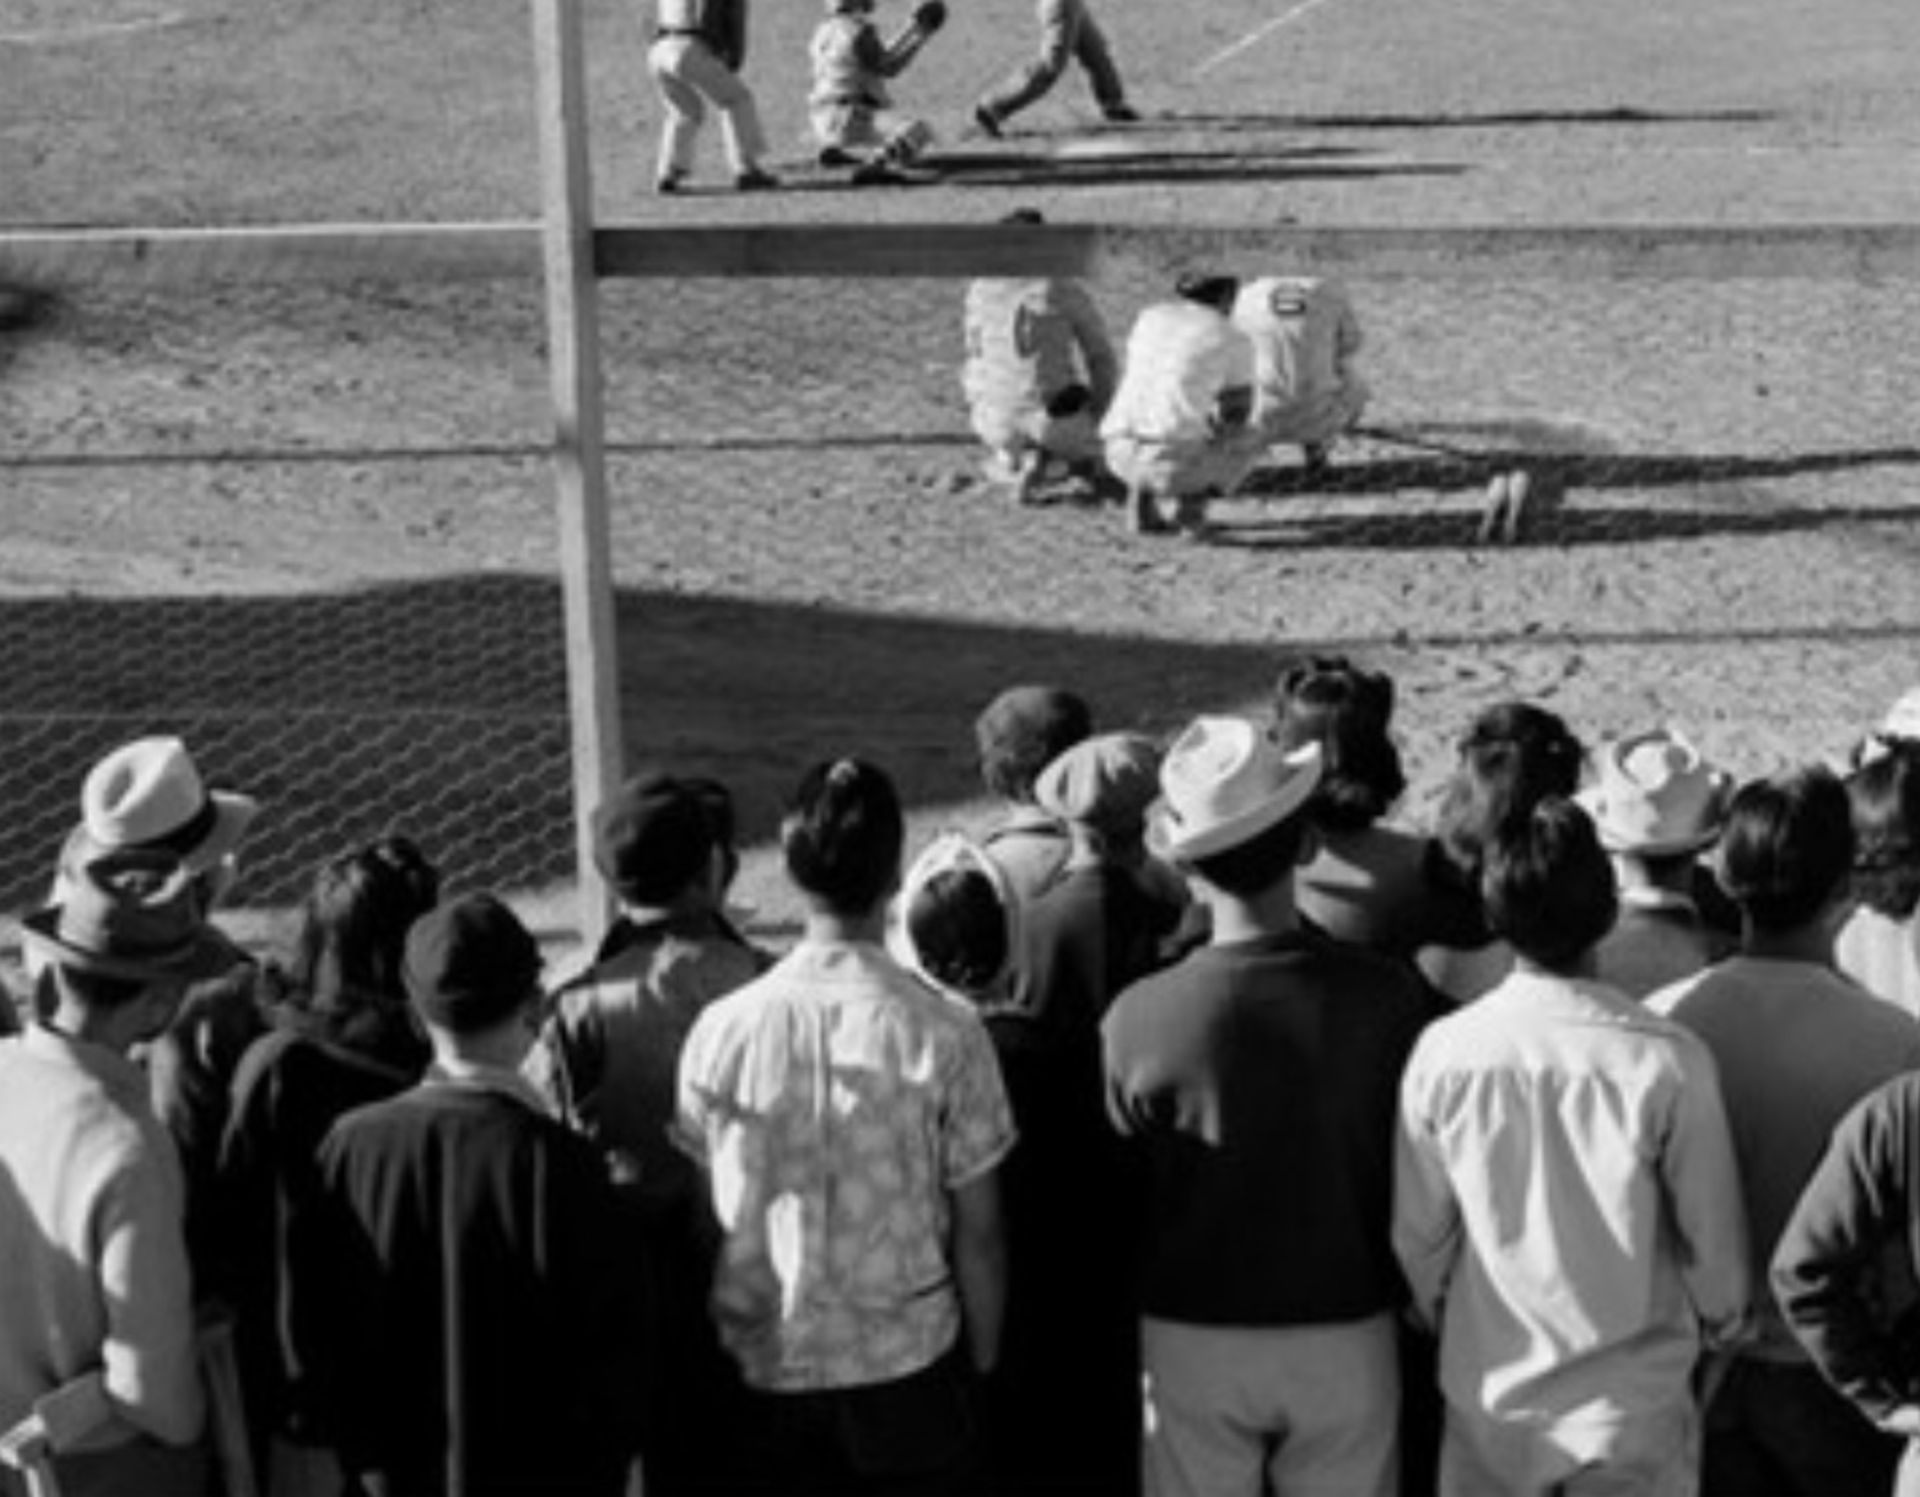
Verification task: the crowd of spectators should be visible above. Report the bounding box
[2,670,1919,1497]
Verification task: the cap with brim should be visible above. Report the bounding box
[1035,732,1162,839]
[404,893,543,1031]
[1146,718,1322,863]
[17,850,218,984]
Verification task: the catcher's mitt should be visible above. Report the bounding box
[912,0,947,33]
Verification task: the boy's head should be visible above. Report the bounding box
[975,685,1093,806]
[402,893,544,1038]
[1481,798,1618,973]
[1717,765,1855,935]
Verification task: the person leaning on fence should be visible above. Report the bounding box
[648,0,777,193]
[808,0,945,186]
[214,836,440,1495]
[1649,765,1920,1497]
[1576,727,1737,1000]
[2,851,219,1497]
[293,894,648,1496]
[961,208,1121,504]
[1393,796,1752,1497]
[1230,274,1369,481]
[674,758,1016,1494]
[1099,272,1265,539]
[1102,717,1436,1497]
[969,0,1138,140]
[526,770,770,1497]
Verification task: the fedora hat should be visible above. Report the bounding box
[18,849,217,983]
[1577,728,1730,856]
[1146,717,1322,862]
[76,737,258,875]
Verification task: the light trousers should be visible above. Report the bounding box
[649,36,768,179]
[980,0,1126,121]
[1140,1313,1399,1497]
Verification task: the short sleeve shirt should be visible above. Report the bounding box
[676,937,1016,1391]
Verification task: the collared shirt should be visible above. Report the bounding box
[1099,300,1255,447]
[676,937,1016,1392]
[1395,970,1750,1431]
[426,1056,556,1118]
[1651,955,1920,1360]
[0,1025,204,1449]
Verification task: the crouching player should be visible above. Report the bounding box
[962,208,1120,503]
[1099,273,1264,538]
[1232,274,1368,480]
[810,0,945,185]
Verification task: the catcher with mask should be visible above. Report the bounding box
[810,0,947,185]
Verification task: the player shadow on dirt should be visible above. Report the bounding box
[1152,106,1777,134]
[1210,444,1920,550]
[0,576,1286,913]
[922,144,1468,191]
[0,287,61,381]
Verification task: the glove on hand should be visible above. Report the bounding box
[912,0,947,33]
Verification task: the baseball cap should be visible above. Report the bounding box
[592,772,716,907]
[403,893,542,1034]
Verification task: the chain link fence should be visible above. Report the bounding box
[3,226,1917,924]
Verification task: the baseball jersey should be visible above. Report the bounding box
[810,14,888,109]
[658,0,746,65]
[1099,299,1256,446]
[963,278,1118,417]
[1231,276,1362,409]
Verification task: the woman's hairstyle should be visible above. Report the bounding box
[1273,655,1407,833]
[905,868,1011,999]
[1718,766,1855,932]
[287,835,441,1024]
[1481,797,1618,971]
[1849,741,1920,919]
[782,758,905,916]
[1431,702,1585,885]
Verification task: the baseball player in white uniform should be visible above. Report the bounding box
[962,209,1120,502]
[971,0,1138,138]
[809,0,945,185]
[1232,275,1368,475]
[648,0,777,193]
[1100,274,1264,536]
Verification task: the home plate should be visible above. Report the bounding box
[1045,137,1139,160]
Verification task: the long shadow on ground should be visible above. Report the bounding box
[0,578,1284,912]
[1151,107,1778,134]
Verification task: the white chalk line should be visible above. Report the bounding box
[0,9,187,43]
[1191,0,1346,79]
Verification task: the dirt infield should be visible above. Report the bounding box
[3,0,1919,946]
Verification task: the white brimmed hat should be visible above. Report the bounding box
[1577,728,1730,856]
[890,832,1019,996]
[74,736,259,875]
[1883,687,1920,742]
[1146,717,1321,863]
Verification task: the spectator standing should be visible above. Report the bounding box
[1417,701,1585,1004]
[1773,1068,1920,1497]
[898,835,1139,1496]
[43,736,266,1277]
[1395,798,1751,1495]
[1103,717,1434,1497]
[969,0,1137,140]
[648,0,777,192]
[973,683,1094,902]
[528,772,769,1497]
[1020,730,1184,1035]
[295,894,645,1496]
[1578,728,1736,998]
[2,852,214,1496]
[1272,655,1468,958]
[1652,765,1920,1496]
[1100,274,1263,538]
[1836,739,1920,1016]
[676,759,1015,1495]
[216,837,440,1493]
[961,209,1120,504]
